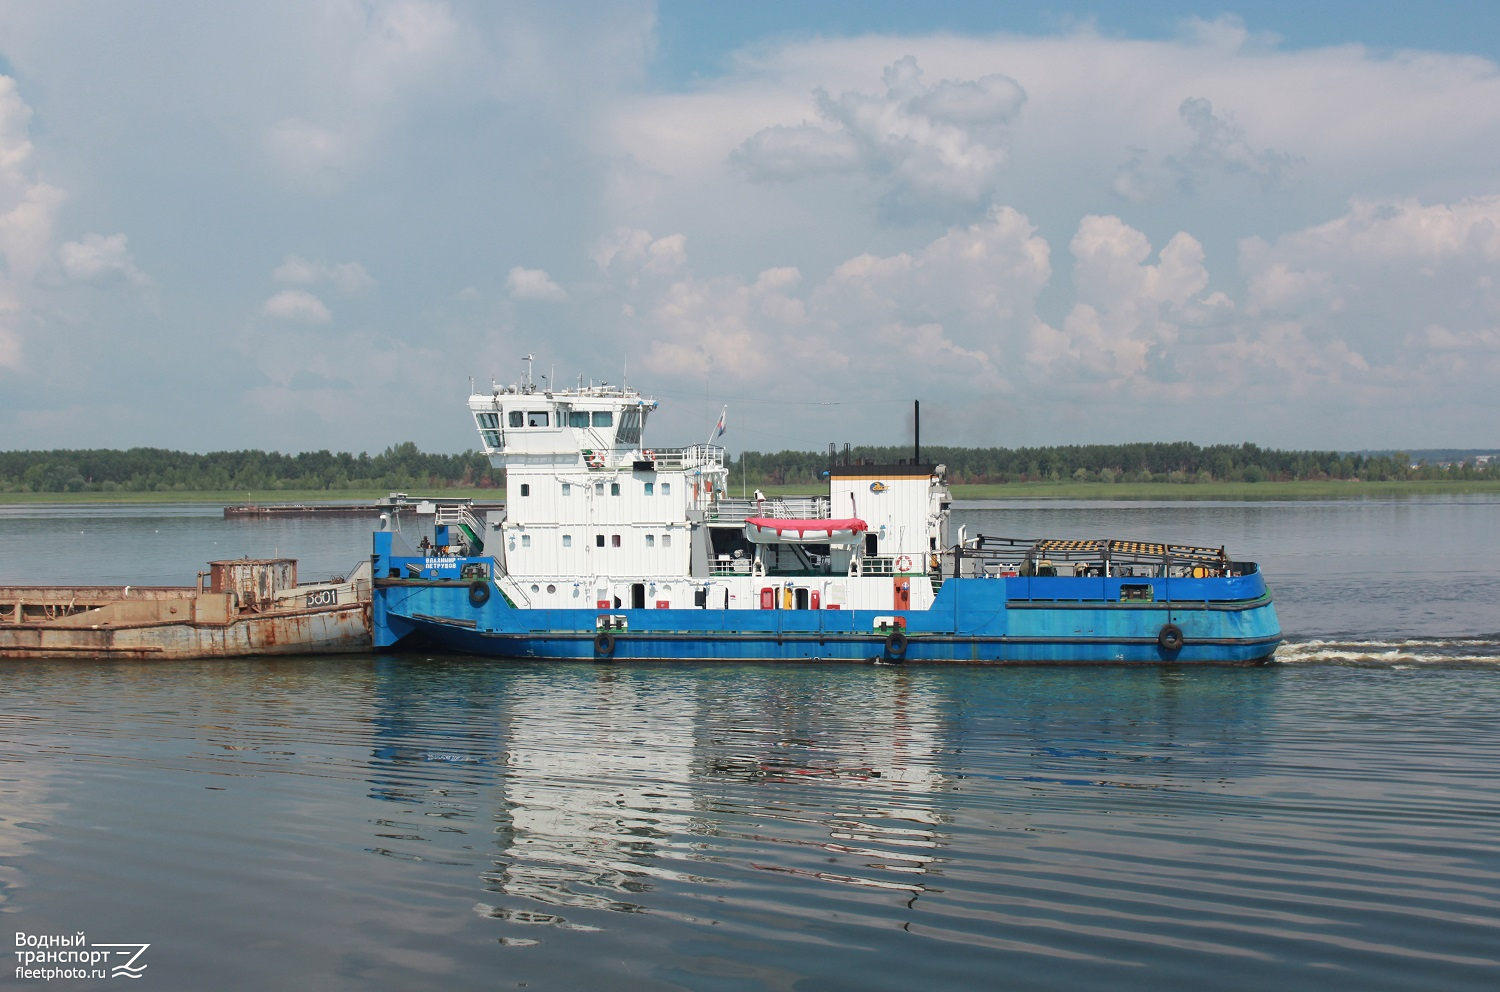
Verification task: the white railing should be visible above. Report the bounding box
[646,444,726,471]
[497,574,533,609]
[710,557,754,576]
[433,504,487,553]
[712,495,832,523]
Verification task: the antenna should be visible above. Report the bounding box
[522,353,535,391]
[622,352,628,390]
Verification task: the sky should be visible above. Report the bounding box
[2,2,1499,457]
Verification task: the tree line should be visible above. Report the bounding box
[739,442,1500,485]
[0,443,499,493]
[1,441,1495,494]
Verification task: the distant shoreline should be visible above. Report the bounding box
[2,479,1498,506]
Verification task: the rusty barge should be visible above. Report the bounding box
[0,558,372,660]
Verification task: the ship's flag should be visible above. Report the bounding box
[715,406,727,437]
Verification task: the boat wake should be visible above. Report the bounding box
[1276,636,1500,666]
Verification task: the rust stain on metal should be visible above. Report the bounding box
[0,560,373,661]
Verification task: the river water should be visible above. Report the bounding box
[1,496,1498,990]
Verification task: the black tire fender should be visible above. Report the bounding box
[594,631,616,657]
[885,629,909,658]
[468,581,491,607]
[1157,623,1184,652]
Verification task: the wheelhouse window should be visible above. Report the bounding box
[617,407,642,445]
[475,412,501,447]
[569,411,590,428]
[527,411,550,427]
[592,411,612,427]
[508,410,524,428]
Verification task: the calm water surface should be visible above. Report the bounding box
[1,497,1498,990]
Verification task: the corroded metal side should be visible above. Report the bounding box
[209,559,297,609]
[0,604,371,660]
[0,561,372,661]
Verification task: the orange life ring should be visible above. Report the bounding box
[644,449,655,460]
[896,554,913,571]
[587,453,603,468]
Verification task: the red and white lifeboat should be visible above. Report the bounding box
[743,517,867,545]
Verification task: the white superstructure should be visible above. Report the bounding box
[465,371,950,614]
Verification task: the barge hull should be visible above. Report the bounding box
[1,559,372,661]
[0,604,371,660]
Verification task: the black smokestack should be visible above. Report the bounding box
[914,399,921,464]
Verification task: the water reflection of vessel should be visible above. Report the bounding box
[485,676,697,915]
[371,366,1281,663]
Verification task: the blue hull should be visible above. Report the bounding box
[373,560,1281,667]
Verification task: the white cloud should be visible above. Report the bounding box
[261,289,332,323]
[1026,216,1210,382]
[272,255,374,293]
[5,9,1500,448]
[260,1,463,189]
[1166,96,1296,191]
[734,55,1026,206]
[0,75,68,369]
[593,228,687,276]
[263,119,360,190]
[626,206,1051,400]
[505,266,566,301]
[0,75,35,170]
[59,233,149,285]
[347,0,462,104]
[0,76,66,285]
[1228,195,1500,394]
[0,285,21,371]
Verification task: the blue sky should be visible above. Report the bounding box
[1,2,1498,455]
[655,1,1500,81]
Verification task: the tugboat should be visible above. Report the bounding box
[371,366,1281,664]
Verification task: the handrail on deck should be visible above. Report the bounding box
[954,534,1250,577]
[711,495,832,523]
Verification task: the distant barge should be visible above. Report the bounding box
[224,494,503,518]
[0,558,372,660]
